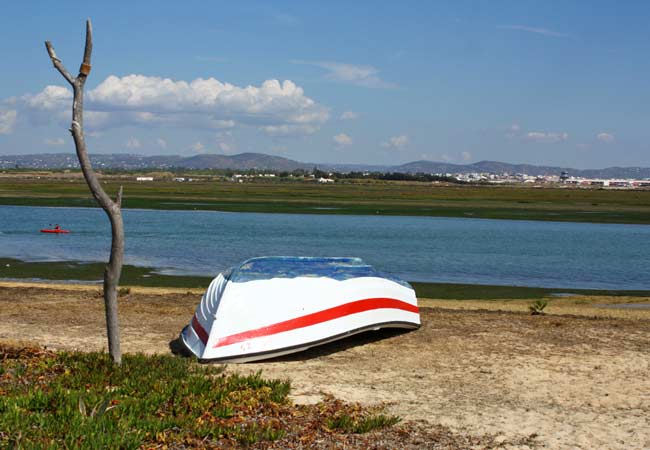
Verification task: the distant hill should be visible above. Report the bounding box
[179,153,310,171]
[0,152,309,172]
[1,152,649,179]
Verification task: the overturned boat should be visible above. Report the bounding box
[181,256,420,362]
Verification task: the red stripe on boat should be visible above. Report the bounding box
[213,298,418,348]
[191,315,210,345]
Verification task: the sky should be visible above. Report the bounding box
[1,1,649,169]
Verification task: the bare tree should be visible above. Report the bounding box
[45,20,123,364]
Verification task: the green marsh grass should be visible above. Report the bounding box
[1,178,649,224]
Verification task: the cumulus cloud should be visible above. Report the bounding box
[461,151,472,162]
[156,138,167,149]
[293,60,396,88]
[332,133,352,146]
[126,137,141,149]
[218,142,235,153]
[505,124,570,144]
[498,25,569,38]
[261,124,319,137]
[9,75,328,136]
[382,135,409,149]
[0,109,17,134]
[525,131,569,143]
[597,132,615,143]
[44,137,65,146]
[340,111,359,120]
[190,142,205,153]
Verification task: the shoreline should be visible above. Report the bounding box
[2,257,650,298]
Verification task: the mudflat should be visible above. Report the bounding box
[1,281,648,449]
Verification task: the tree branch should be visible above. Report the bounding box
[79,20,92,77]
[44,41,75,86]
[116,186,123,208]
[45,19,123,365]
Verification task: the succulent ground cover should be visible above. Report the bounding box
[0,343,507,449]
[0,343,405,449]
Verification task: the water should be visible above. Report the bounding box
[1,205,649,290]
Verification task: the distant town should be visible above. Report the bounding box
[453,171,650,188]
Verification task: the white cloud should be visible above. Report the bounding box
[293,60,396,88]
[215,130,232,139]
[218,142,235,153]
[506,124,569,144]
[597,132,615,143]
[382,135,409,148]
[23,85,72,110]
[44,137,65,146]
[505,123,521,139]
[156,138,167,149]
[461,151,472,162]
[126,137,141,149]
[190,142,205,153]
[0,109,17,134]
[498,25,569,38]
[11,75,328,136]
[332,133,352,146]
[261,124,319,137]
[525,131,569,143]
[340,111,359,120]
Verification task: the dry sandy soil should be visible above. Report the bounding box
[1,281,648,449]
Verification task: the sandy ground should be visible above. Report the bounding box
[1,281,648,449]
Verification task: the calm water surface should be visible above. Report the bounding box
[1,205,649,290]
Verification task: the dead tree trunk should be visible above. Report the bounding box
[45,20,123,364]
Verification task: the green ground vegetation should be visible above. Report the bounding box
[1,178,649,223]
[0,344,398,449]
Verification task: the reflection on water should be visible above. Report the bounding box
[1,205,649,290]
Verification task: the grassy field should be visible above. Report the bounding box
[3,257,649,300]
[1,178,650,223]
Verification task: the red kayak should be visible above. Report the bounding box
[40,227,70,234]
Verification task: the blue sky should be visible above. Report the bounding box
[1,1,649,169]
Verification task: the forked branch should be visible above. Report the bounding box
[45,20,124,365]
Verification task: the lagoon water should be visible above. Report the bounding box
[1,205,649,290]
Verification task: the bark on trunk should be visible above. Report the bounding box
[45,20,123,364]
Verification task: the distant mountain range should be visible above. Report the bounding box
[1,152,650,179]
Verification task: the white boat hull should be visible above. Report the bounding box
[181,257,420,363]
